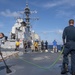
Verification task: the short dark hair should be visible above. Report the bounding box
[69,19,74,24]
[0,33,4,39]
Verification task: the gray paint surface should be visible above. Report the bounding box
[0,49,71,75]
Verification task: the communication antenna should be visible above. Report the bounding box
[26,0,28,5]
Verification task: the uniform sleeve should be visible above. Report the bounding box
[62,28,66,39]
[19,42,20,45]
[62,28,66,44]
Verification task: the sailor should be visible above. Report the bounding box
[51,40,57,53]
[24,41,27,52]
[41,40,44,52]
[34,41,38,52]
[45,40,48,52]
[0,33,4,39]
[0,33,4,56]
[45,40,48,49]
[0,40,2,56]
[15,39,20,51]
[61,19,75,75]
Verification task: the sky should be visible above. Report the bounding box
[0,0,75,45]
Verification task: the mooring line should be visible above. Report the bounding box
[17,48,64,71]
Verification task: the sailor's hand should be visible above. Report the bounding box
[0,52,2,56]
[61,44,65,54]
[63,43,66,47]
[64,43,66,45]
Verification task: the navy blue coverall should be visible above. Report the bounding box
[62,25,75,73]
[45,41,48,50]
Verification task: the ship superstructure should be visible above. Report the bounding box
[1,2,40,48]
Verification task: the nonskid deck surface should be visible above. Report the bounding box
[0,49,71,75]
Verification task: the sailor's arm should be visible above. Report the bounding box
[0,33,4,56]
[62,28,66,45]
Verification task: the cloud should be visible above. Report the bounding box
[42,29,63,34]
[41,29,63,44]
[56,9,75,18]
[30,1,63,8]
[56,10,72,17]
[56,29,63,34]
[42,0,75,8]
[43,1,63,8]
[42,30,54,34]
[66,0,75,6]
[0,9,21,17]
[30,10,38,14]
[30,0,75,18]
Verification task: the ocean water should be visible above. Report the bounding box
[48,45,62,51]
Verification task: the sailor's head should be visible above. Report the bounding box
[69,19,74,26]
[17,39,19,41]
[0,33,4,39]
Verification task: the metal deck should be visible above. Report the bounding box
[0,49,71,75]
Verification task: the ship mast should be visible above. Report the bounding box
[24,1,30,32]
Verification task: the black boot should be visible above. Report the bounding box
[25,50,27,52]
[61,64,68,74]
[32,50,34,52]
[72,72,75,75]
